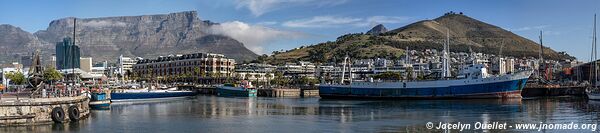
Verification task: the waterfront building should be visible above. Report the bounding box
[50,54,56,69]
[235,63,276,84]
[80,57,93,73]
[116,55,138,77]
[276,61,316,79]
[55,37,80,70]
[20,55,32,68]
[133,53,235,82]
[91,63,107,78]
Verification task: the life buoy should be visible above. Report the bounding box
[51,107,65,123]
[68,106,80,121]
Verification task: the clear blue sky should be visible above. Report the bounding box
[1,0,599,60]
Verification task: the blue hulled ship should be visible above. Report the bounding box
[319,64,532,99]
[319,30,532,99]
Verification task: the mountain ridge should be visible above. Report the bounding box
[265,13,574,64]
[0,11,258,64]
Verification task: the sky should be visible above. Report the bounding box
[0,0,599,61]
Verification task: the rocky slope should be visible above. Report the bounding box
[37,11,257,62]
[0,11,258,64]
[366,24,388,35]
[266,13,573,64]
[384,13,569,59]
[0,24,49,63]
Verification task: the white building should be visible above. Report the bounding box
[117,55,138,76]
[2,65,22,87]
[277,62,316,78]
[235,63,276,83]
[90,61,108,78]
[80,57,93,72]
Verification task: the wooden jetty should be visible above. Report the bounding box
[179,85,320,97]
[522,84,586,98]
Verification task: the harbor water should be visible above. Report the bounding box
[2,95,600,132]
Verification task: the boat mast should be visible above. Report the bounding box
[539,31,544,82]
[405,46,410,65]
[340,54,348,84]
[469,47,475,65]
[590,14,597,86]
[442,29,451,78]
[539,30,544,65]
[72,18,77,87]
[348,57,352,84]
[595,14,598,85]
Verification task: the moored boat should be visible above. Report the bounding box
[319,29,533,99]
[217,81,257,97]
[587,14,600,100]
[587,88,600,100]
[110,89,197,102]
[89,92,111,109]
[319,64,532,99]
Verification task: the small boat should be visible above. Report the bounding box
[89,91,111,110]
[110,89,197,102]
[588,88,600,100]
[217,81,257,97]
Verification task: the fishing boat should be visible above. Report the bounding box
[110,88,197,102]
[88,78,111,109]
[89,91,111,109]
[587,14,600,100]
[217,81,257,97]
[319,30,533,99]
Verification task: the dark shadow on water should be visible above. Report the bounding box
[1,96,598,132]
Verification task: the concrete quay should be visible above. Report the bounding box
[522,84,586,98]
[180,85,320,97]
[0,95,89,126]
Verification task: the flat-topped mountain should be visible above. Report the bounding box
[266,12,573,64]
[0,11,258,64]
[35,11,258,62]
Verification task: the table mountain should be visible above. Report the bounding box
[1,11,258,64]
[0,24,50,63]
[38,11,257,62]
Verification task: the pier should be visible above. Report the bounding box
[258,88,300,97]
[178,85,319,97]
[522,84,586,98]
[0,95,89,126]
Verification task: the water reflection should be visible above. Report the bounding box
[1,96,598,132]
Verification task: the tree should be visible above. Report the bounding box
[200,69,206,85]
[255,74,262,87]
[194,67,201,84]
[6,71,26,97]
[207,72,214,85]
[5,71,26,86]
[265,73,272,87]
[271,72,289,86]
[298,77,319,86]
[43,66,63,83]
